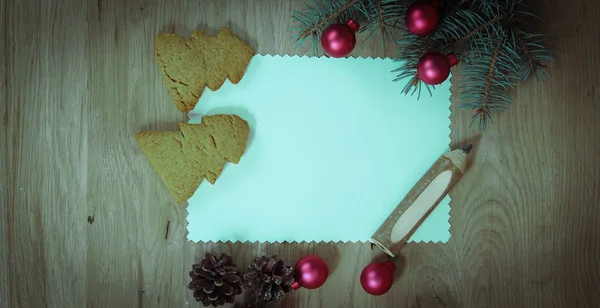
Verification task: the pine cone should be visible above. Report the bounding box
[188,253,243,307]
[243,255,295,305]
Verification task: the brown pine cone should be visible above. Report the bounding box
[243,255,295,305]
[188,253,243,307]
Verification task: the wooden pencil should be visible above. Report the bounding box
[370,144,472,257]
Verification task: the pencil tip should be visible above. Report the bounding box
[461,144,473,154]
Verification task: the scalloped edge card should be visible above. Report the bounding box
[186,55,451,243]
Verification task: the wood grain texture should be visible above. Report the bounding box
[1,0,599,307]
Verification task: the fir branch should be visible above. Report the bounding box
[298,0,360,39]
[482,38,504,109]
[514,31,552,81]
[432,9,489,55]
[290,0,364,55]
[476,0,504,17]
[508,0,539,24]
[287,0,553,131]
[360,0,406,48]
[515,30,535,79]
[460,15,503,44]
[392,34,435,99]
[459,35,521,130]
[506,0,553,82]
[470,108,493,131]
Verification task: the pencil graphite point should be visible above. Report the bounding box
[461,144,473,154]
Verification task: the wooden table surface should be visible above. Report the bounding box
[2,0,599,307]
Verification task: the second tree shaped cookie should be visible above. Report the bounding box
[136,114,250,204]
[155,28,254,112]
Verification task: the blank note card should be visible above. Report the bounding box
[186,55,451,243]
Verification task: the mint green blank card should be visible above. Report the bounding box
[186,55,451,243]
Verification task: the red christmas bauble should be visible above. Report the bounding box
[321,19,360,58]
[405,1,440,36]
[291,255,329,289]
[417,53,459,85]
[360,261,395,296]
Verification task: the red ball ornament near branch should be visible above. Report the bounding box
[291,255,329,290]
[417,53,459,85]
[321,19,360,58]
[405,1,440,36]
[360,261,395,296]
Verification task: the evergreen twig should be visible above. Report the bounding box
[514,31,551,81]
[479,37,506,130]
[299,0,359,39]
[360,0,407,48]
[290,0,363,54]
[432,8,491,55]
[289,0,553,131]
[392,34,435,99]
[454,15,503,46]
[509,0,553,81]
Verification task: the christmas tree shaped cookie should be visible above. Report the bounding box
[136,114,250,204]
[155,28,254,112]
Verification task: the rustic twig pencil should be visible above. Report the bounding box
[370,144,472,257]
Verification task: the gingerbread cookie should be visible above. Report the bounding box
[155,28,254,112]
[136,114,250,203]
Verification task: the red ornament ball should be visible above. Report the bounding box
[321,19,360,58]
[405,1,440,36]
[360,261,395,296]
[291,255,329,289]
[417,53,459,85]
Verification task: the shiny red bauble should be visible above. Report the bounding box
[321,19,360,58]
[360,261,395,296]
[417,53,459,85]
[405,1,440,36]
[291,255,329,289]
